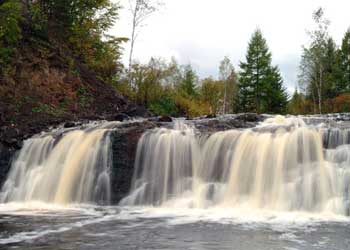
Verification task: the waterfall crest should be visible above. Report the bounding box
[0,122,117,205]
[122,117,350,216]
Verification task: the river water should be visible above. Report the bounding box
[1,116,350,249]
[0,204,349,250]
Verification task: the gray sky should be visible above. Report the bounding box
[112,0,350,93]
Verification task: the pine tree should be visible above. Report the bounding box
[288,88,305,114]
[238,29,287,113]
[323,38,338,98]
[338,30,350,92]
[180,64,198,97]
[266,66,289,113]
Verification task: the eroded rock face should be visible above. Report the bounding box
[0,143,15,188]
[109,121,157,203]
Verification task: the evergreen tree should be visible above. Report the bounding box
[238,29,287,113]
[180,64,198,97]
[336,30,350,92]
[266,66,289,113]
[323,37,338,98]
[288,88,305,114]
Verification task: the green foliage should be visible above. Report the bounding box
[0,0,22,70]
[288,89,305,114]
[180,65,198,97]
[239,29,288,114]
[31,104,67,117]
[298,8,350,114]
[149,94,179,116]
[0,0,125,84]
[121,58,211,117]
[77,85,93,108]
[201,78,224,115]
[334,30,350,94]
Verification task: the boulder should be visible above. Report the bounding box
[112,113,130,122]
[158,116,173,122]
[63,121,76,128]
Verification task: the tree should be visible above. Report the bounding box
[0,0,22,71]
[239,29,287,113]
[128,0,162,69]
[180,64,198,97]
[219,56,238,114]
[299,8,331,114]
[335,29,350,93]
[288,88,305,114]
[201,78,224,115]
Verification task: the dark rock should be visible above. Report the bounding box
[64,122,76,128]
[0,142,16,188]
[236,113,263,122]
[112,113,130,122]
[158,116,173,123]
[0,103,5,125]
[205,114,216,119]
[126,106,151,118]
[109,121,157,203]
[207,120,219,127]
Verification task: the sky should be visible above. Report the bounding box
[112,0,350,93]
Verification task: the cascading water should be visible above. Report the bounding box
[121,116,350,216]
[120,121,200,205]
[0,122,118,205]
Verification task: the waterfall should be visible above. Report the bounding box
[0,122,117,205]
[120,120,200,205]
[121,117,350,216]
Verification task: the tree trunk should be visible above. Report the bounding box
[311,88,317,114]
[223,80,227,114]
[318,66,323,114]
[128,11,137,70]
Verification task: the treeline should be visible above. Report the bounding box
[118,29,288,117]
[1,2,349,117]
[291,8,350,114]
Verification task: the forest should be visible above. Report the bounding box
[0,0,349,118]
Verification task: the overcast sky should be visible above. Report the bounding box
[112,0,350,93]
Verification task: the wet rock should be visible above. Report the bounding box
[0,103,5,125]
[0,142,16,188]
[112,113,130,122]
[205,114,216,119]
[64,121,76,128]
[158,116,173,123]
[126,106,151,118]
[236,113,263,122]
[109,121,157,203]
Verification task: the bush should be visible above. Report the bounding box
[149,95,179,116]
[0,0,23,69]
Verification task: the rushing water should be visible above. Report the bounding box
[122,117,350,216]
[0,122,119,205]
[0,116,350,250]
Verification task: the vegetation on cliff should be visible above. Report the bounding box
[0,0,133,135]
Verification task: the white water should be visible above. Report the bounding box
[121,117,350,217]
[0,122,119,205]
